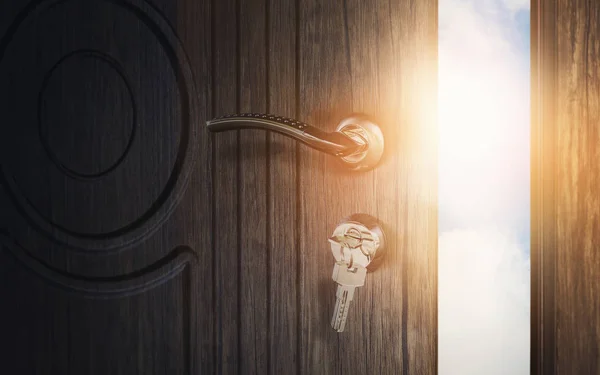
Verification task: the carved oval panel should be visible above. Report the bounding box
[38,50,137,180]
[0,0,198,253]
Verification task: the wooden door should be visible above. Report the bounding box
[0,0,437,374]
[532,0,600,373]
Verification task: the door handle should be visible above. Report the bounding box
[206,113,384,171]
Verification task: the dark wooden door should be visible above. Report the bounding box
[532,0,600,373]
[0,0,437,374]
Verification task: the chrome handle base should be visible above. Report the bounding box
[334,116,384,171]
[206,113,384,171]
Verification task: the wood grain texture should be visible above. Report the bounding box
[532,0,600,373]
[238,0,270,373]
[172,0,214,371]
[0,0,437,373]
[0,237,197,374]
[298,0,437,374]
[0,0,212,373]
[212,0,240,372]
[298,1,367,373]
[267,0,299,373]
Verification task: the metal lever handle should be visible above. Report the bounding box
[206,113,384,171]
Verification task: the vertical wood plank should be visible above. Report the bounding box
[238,1,270,374]
[174,0,214,372]
[397,1,438,372]
[298,0,437,374]
[267,0,299,373]
[345,0,438,373]
[344,1,402,373]
[298,0,361,373]
[212,0,240,372]
[531,0,558,373]
[533,0,600,373]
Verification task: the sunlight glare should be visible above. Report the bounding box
[438,36,529,230]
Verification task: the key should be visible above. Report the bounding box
[330,263,367,332]
[328,214,386,332]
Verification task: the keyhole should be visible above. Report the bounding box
[343,227,363,248]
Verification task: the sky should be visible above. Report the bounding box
[438,0,530,374]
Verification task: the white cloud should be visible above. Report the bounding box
[501,0,530,14]
[438,0,530,374]
[438,0,530,233]
[439,229,530,374]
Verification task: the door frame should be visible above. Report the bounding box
[530,0,557,373]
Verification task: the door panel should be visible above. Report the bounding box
[0,0,437,373]
[297,0,437,373]
[238,1,269,373]
[267,1,299,373]
[0,237,197,374]
[211,0,239,372]
[0,0,212,373]
[532,0,600,373]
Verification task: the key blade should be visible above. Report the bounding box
[330,264,367,332]
[331,285,355,332]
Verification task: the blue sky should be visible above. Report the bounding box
[438,0,530,373]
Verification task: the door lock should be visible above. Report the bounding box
[206,113,384,171]
[328,214,386,332]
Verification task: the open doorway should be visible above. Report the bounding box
[438,1,531,374]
